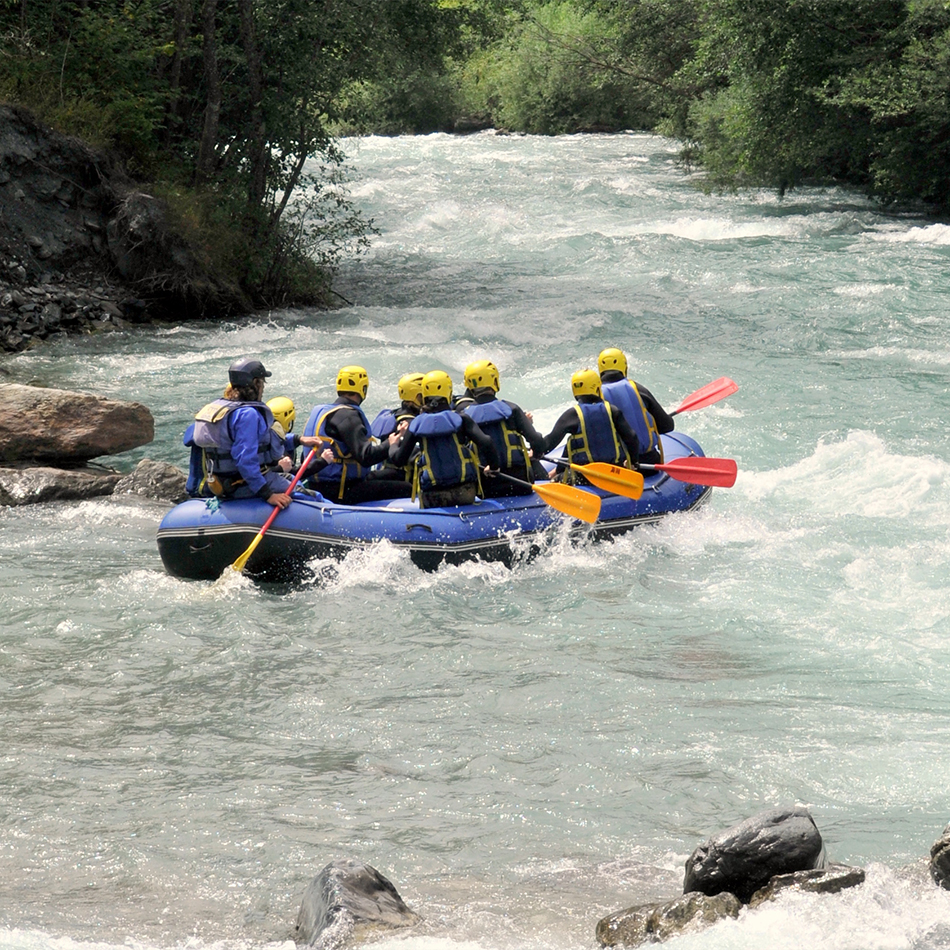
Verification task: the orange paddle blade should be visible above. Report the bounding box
[571,462,644,499]
[533,481,602,524]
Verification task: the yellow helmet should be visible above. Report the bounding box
[397,372,425,404]
[598,347,628,376]
[336,365,369,399]
[571,368,602,399]
[422,370,453,401]
[464,359,500,393]
[267,396,296,433]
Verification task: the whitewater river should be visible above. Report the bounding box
[3,132,950,950]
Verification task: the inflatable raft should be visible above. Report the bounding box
[157,432,713,580]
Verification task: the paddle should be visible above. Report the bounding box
[670,377,738,416]
[492,471,601,524]
[229,447,318,574]
[639,456,738,488]
[541,457,644,500]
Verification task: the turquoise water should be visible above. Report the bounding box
[2,132,950,950]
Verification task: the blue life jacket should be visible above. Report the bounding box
[463,399,531,479]
[408,410,479,496]
[303,402,374,498]
[370,405,419,439]
[566,402,631,467]
[601,379,659,458]
[371,408,399,439]
[190,398,284,493]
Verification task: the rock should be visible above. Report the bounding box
[295,859,421,949]
[683,806,827,904]
[747,863,866,907]
[113,458,187,503]
[596,891,741,948]
[930,824,950,888]
[0,382,154,463]
[0,462,121,505]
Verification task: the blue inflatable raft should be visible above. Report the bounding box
[157,432,712,580]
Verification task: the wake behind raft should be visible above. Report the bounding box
[157,432,719,581]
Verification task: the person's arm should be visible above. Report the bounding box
[508,402,545,456]
[610,405,641,464]
[229,407,271,498]
[636,382,674,433]
[541,408,579,455]
[462,415,501,470]
[389,428,419,467]
[329,408,390,466]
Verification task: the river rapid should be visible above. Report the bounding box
[2,132,950,950]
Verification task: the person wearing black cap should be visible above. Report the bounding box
[185,358,322,508]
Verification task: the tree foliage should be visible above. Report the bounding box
[0,0,474,304]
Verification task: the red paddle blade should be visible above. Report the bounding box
[651,456,738,488]
[672,377,738,415]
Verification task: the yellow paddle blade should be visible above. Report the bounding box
[230,531,264,573]
[573,462,644,499]
[533,481,601,524]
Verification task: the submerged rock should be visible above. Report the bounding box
[683,805,827,904]
[295,859,421,949]
[0,462,121,505]
[747,863,866,907]
[0,382,153,464]
[113,458,187,503]
[596,891,741,948]
[930,824,950,888]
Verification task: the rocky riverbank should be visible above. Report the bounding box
[0,104,248,353]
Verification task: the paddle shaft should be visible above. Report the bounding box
[230,446,318,573]
[492,471,601,524]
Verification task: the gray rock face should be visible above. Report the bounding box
[0,462,121,505]
[596,891,741,948]
[747,863,866,907]
[113,458,187,503]
[295,859,421,949]
[930,824,950,888]
[0,382,153,463]
[683,806,827,904]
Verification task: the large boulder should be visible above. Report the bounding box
[597,891,741,948]
[113,458,187,503]
[295,859,421,949]
[0,382,153,463]
[683,806,827,904]
[0,462,121,505]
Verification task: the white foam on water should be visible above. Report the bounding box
[739,431,947,520]
[873,222,950,245]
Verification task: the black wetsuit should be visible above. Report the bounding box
[314,399,412,504]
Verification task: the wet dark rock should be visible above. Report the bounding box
[295,859,421,949]
[596,891,741,948]
[113,458,187,503]
[747,863,866,907]
[930,824,950,888]
[0,461,121,505]
[0,382,153,464]
[683,806,827,904]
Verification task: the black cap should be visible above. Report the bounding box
[228,358,272,387]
